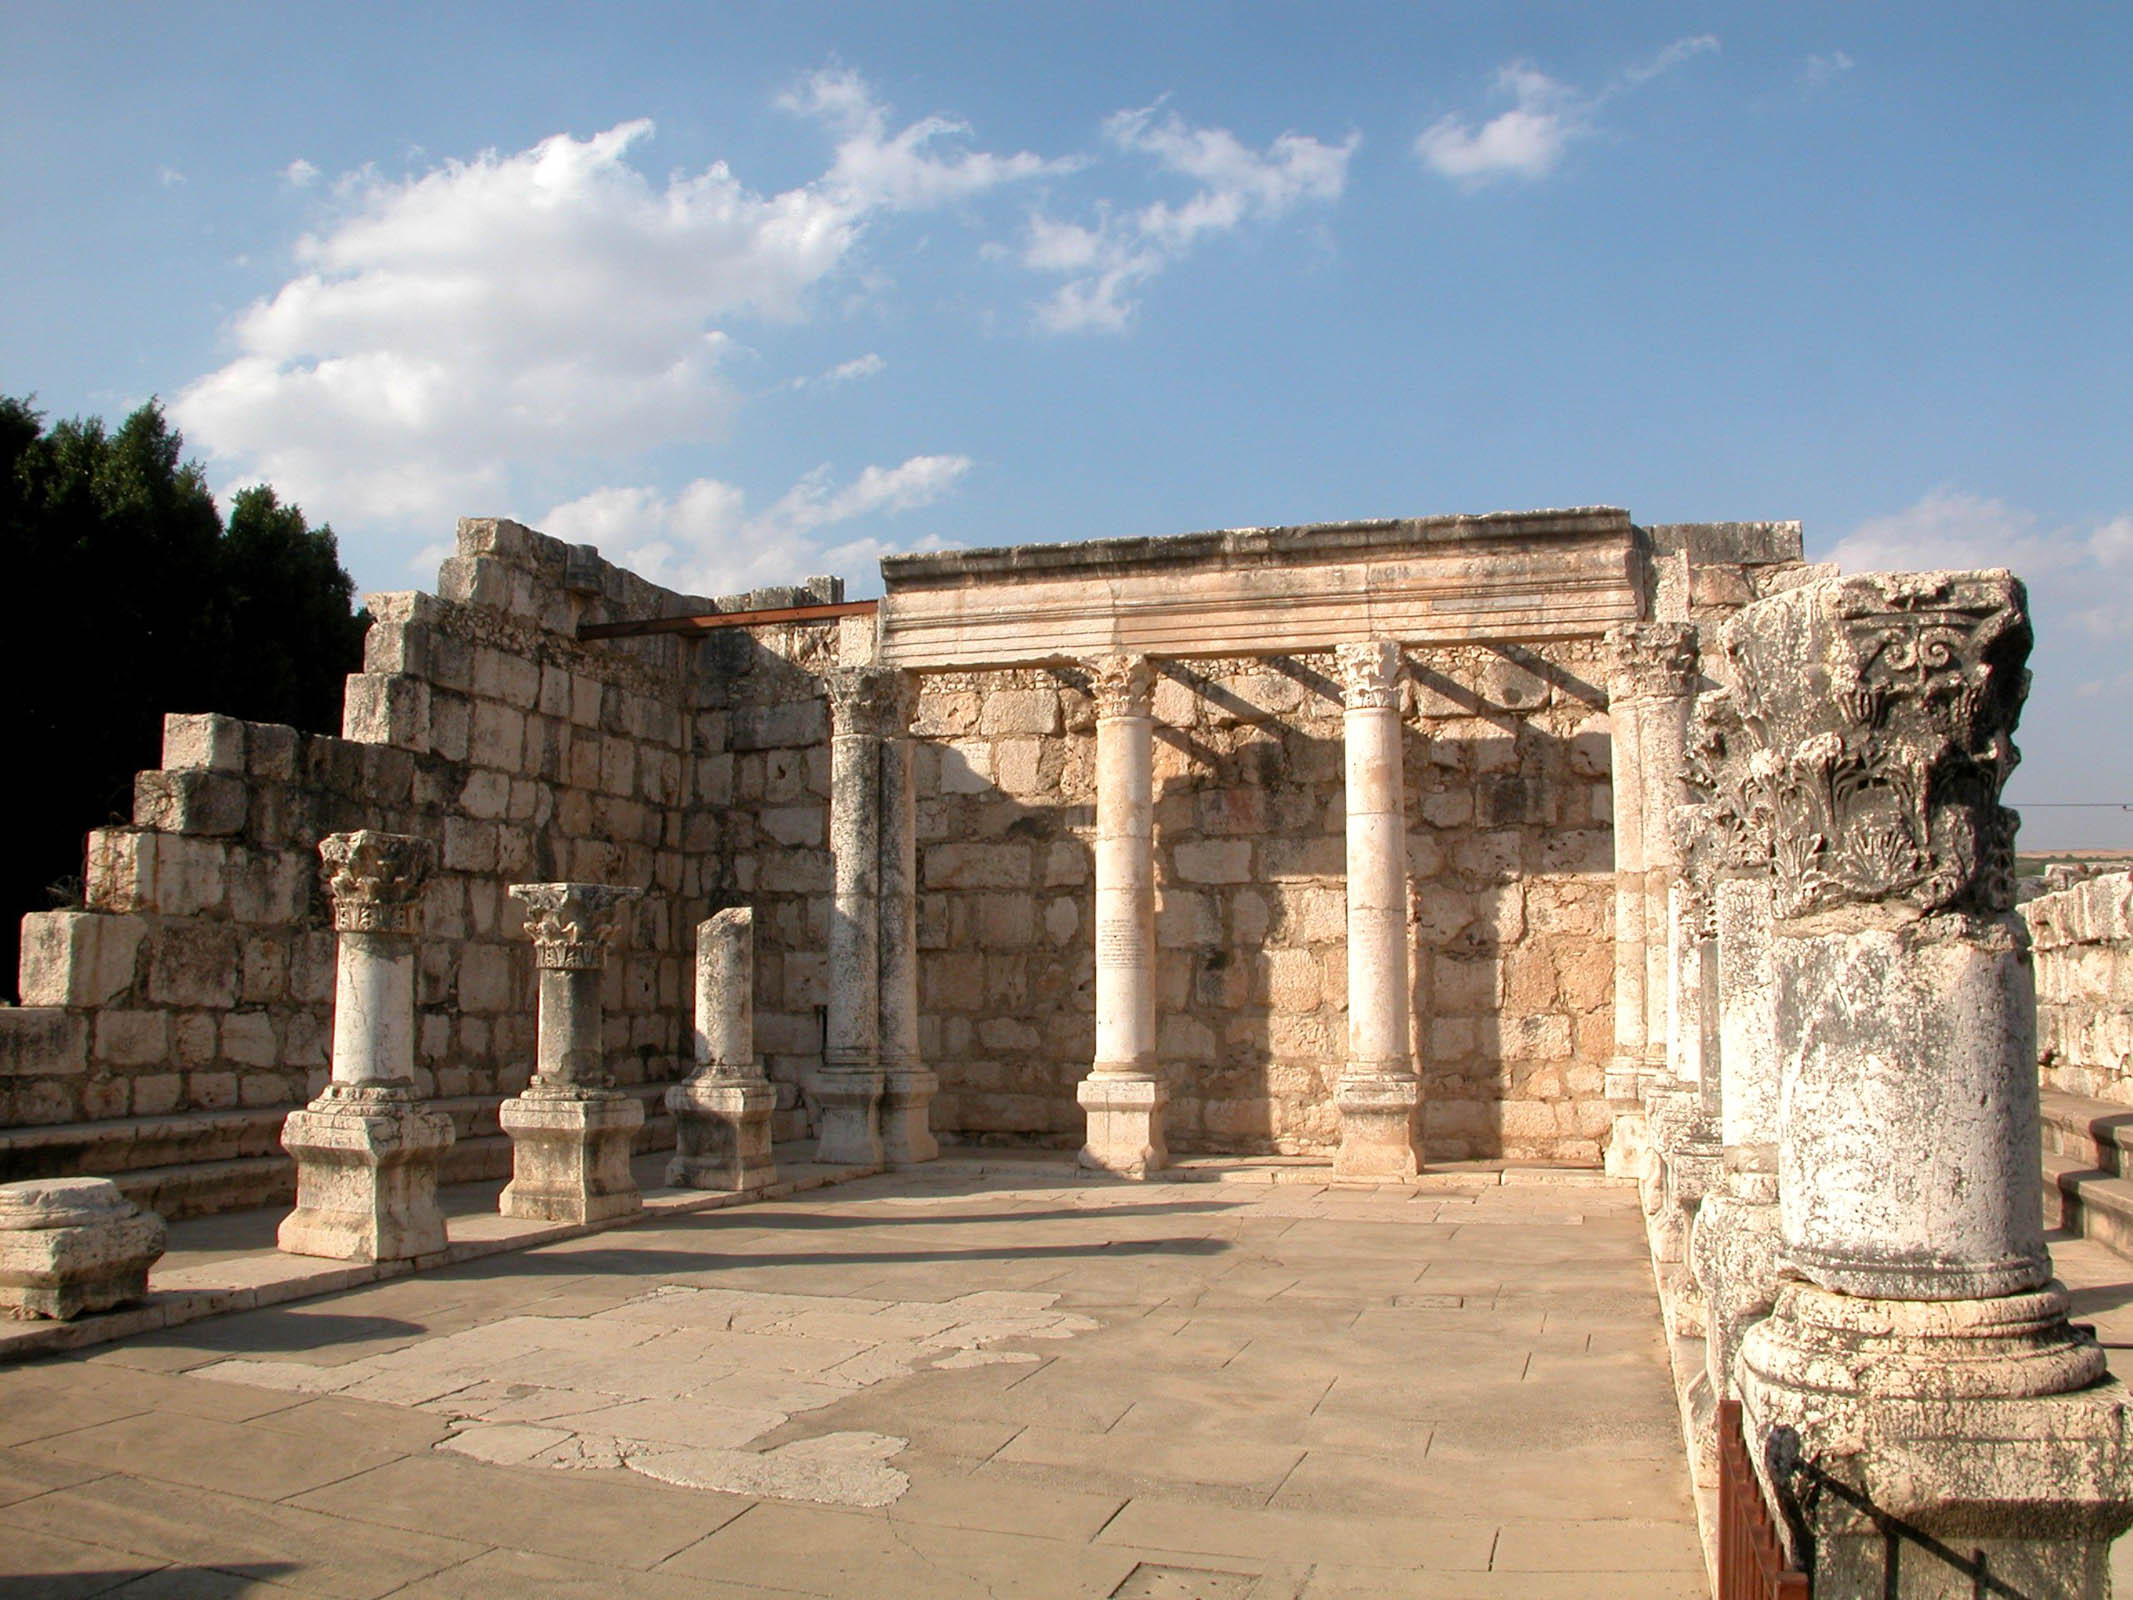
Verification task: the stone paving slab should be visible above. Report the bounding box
[0,1157,1708,1597]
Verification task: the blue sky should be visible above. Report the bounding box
[5,3,2129,846]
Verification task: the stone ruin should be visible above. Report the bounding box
[6,502,2133,1591]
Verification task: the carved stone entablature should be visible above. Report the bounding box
[1088,654,1154,720]
[1335,640,1401,711]
[319,831,435,936]
[825,666,912,739]
[1677,689,1773,891]
[1720,570,2030,918]
[509,883,644,971]
[1603,621,1701,705]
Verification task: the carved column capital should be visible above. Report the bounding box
[1335,640,1401,711]
[1719,570,2030,917]
[1604,622,1702,704]
[508,882,643,970]
[825,666,912,739]
[1087,654,1154,720]
[1677,688,1772,889]
[319,831,435,936]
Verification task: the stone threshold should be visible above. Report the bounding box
[0,1141,884,1367]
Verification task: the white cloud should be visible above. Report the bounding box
[282,158,320,188]
[781,352,886,392]
[1417,36,1718,187]
[540,453,969,596]
[1024,105,1356,333]
[158,166,186,188]
[1803,51,1856,92]
[781,67,1063,211]
[1416,65,1585,184]
[173,76,1044,538]
[1827,489,2133,638]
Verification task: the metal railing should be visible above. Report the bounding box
[1719,1397,1809,1599]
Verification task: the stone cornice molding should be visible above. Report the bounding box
[1087,654,1154,720]
[509,882,643,971]
[1335,640,1402,711]
[825,666,912,739]
[1719,570,2030,917]
[319,831,435,936]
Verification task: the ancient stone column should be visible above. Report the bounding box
[817,667,900,1166]
[666,907,775,1190]
[1077,654,1166,1176]
[1600,622,1700,1177]
[1334,640,1421,1179]
[279,831,455,1261]
[498,882,645,1224]
[877,698,938,1165]
[1729,571,2133,1596]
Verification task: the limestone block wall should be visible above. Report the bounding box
[2024,871,2133,1104]
[3,518,838,1191]
[907,641,1616,1164]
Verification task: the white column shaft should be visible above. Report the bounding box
[331,930,415,1087]
[825,730,882,1072]
[1093,706,1155,1075]
[1343,701,1411,1075]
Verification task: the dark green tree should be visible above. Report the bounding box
[1,396,369,1001]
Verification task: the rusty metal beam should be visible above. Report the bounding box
[578,599,877,641]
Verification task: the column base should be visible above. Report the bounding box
[665,1076,777,1191]
[1077,1075,1168,1178]
[0,1178,166,1319]
[880,1065,939,1166]
[279,1084,455,1262]
[815,1068,885,1166]
[1740,1285,2133,1598]
[1334,1075,1422,1179]
[1690,1184,1781,1405]
[499,1085,644,1224]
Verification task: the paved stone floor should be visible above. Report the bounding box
[3,1157,1707,1598]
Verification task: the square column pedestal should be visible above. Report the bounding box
[1076,1077,1168,1177]
[1332,1077,1421,1180]
[499,1087,646,1224]
[280,1086,455,1260]
[667,1079,776,1190]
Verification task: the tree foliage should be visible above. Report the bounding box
[1,395,369,1000]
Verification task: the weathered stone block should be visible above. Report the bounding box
[978,688,1061,736]
[147,923,241,1009]
[93,1009,167,1069]
[162,711,246,772]
[18,912,144,1009]
[85,829,158,913]
[0,1009,88,1078]
[1174,839,1253,884]
[342,673,431,751]
[134,769,250,836]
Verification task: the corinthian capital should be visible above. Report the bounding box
[509,882,643,971]
[319,831,435,935]
[1335,640,1401,711]
[1087,655,1153,720]
[1603,622,1702,704]
[1719,570,2030,917]
[825,666,912,739]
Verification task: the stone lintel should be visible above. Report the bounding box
[879,508,1639,668]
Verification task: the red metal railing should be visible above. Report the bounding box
[1719,1398,1810,1599]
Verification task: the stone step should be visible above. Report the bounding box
[2042,1088,2133,1177]
[0,1087,682,1221]
[2044,1148,2133,1264]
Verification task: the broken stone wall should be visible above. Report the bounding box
[3,518,837,1211]
[2024,870,2133,1105]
